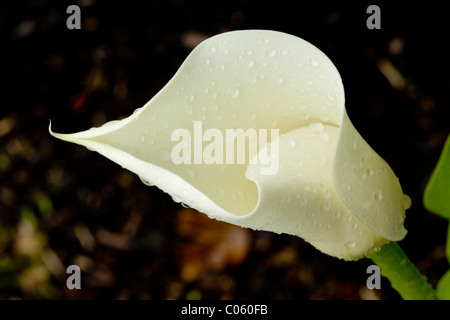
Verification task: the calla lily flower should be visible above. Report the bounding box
[50,30,411,260]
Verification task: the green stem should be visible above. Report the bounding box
[370,241,438,300]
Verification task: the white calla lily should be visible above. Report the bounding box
[50,30,411,260]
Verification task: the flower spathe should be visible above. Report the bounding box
[50,30,411,260]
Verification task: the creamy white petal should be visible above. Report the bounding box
[243,125,389,259]
[50,30,409,260]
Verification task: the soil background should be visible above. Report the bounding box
[0,0,449,299]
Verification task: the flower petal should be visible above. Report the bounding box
[334,113,409,241]
[50,30,409,260]
[243,124,389,259]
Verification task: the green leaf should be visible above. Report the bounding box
[438,269,450,300]
[424,133,450,219]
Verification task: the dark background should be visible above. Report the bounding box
[0,0,449,299]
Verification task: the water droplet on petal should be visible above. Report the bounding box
[245,60,254,67]
[139,176,154,187]
[374,191,383,201]
[310,122,324,133]
[172,195,182,203]
[274,76,284,84]
[287,139,296,149]
[345,241,357,248]
[267,49,276,57]
[319,133,329,142]
[298,113,310,120]
[365,168,374,177]
[186,94,195,102]
[228,88,240,98]
[309,58,319,66]
[403,194,412,209]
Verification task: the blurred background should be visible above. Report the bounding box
[0,0,449,299]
